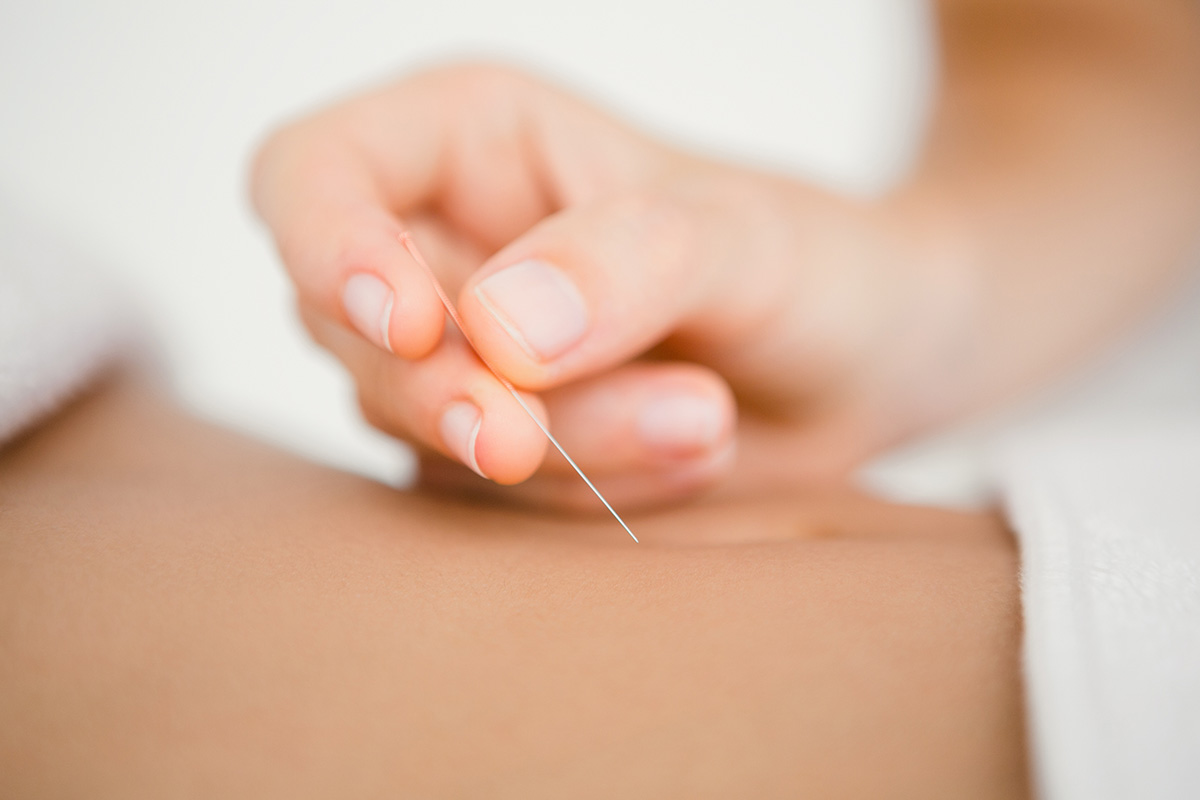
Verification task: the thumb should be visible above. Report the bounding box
[458,193,714,390]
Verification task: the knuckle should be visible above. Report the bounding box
[357,391,390,434]
[433,61,539,100]
[356,377,404,437]
[295,301,327,343]
[411,62,546,133]
[247,121,310,215]
[610,191,694,277]
[349,347,396,433]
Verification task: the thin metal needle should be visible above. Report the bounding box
[398,232,638,543]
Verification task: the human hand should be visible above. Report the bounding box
[250,64,959,511]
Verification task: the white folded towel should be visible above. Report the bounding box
[0,197,131,445]
[1003,424,1200,800]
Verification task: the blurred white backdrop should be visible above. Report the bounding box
[0,0,935,480]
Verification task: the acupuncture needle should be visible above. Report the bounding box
[398,231,639,544]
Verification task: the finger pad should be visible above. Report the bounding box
[474,393,550,485]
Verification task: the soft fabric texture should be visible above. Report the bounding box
[1003,424,1200,800]
[0,197,131,445]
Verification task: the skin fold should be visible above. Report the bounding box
[0,377,1028,798]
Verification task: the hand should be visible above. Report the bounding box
[250,63,957,511]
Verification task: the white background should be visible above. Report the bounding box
[0,0,936,480]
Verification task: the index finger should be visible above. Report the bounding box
[248,65,562,357]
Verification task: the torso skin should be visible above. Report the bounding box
[0,377,1028,798]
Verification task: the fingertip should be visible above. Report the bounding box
[341,272,396,353]
[456,195,701,391]
[633,372,737,461]
[471,388,550,485]
[437,400,487,478]
[334,224,448,359]
[457,272,568,390]
[339,268,445,360]
[385,269,446,359]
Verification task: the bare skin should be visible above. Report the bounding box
[0,378,1028,798]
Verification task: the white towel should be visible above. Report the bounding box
[0,196,131,445]
[1003,424,1200,800]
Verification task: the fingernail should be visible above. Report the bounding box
[474,260,588,361]
[636,394,726,456]
[342,273,395,353]
[439,401,487,479]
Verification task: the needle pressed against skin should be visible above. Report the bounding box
[398,232,639,543]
